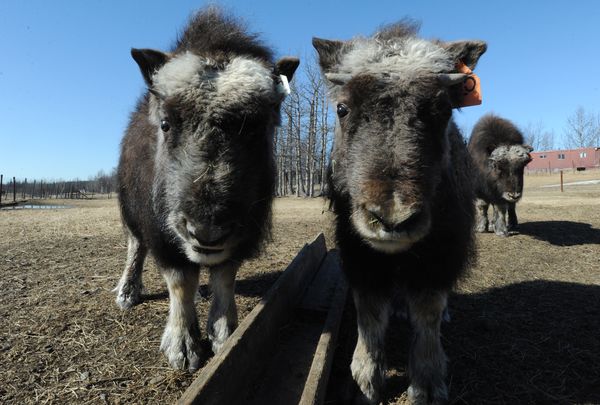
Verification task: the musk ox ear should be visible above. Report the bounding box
[275,57,300,83]
[312,37,347,73]
[442,40,487,70]
[131,48,170,87]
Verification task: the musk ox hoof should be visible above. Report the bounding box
[160,324,203,372]
[208,317,235,355]
[475,222,489,233]
[350,355,383,405]
[113,281,143,310]
[491,223,508,237]
[347,381,382,405]
[407,383,448,405]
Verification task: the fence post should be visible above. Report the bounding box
[560,170,564,193]
[13,177,16,202]
[0,174,3,205]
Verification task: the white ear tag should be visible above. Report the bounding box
[278,74,291,95]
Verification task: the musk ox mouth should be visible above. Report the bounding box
[352,207,432,254]
[501,192,522,203]
[167,212,237,265]
[192,246,225,255]
[184,242,232,266]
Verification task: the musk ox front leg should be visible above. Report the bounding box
[406,289,449,405]
[160,267,203,371]
[492,203,509,236]
[507,202,518,231]
[351,289,391,404]
[207,262,239,354]
[114,232,147,309]
[475,199,489,233]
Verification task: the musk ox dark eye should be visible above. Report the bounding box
[160,119,170,132]
[337,103,349,118]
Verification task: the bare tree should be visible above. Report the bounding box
[319,85,330,196]
[564,106,599,148]
[303,60,323,197]
[522,120,555,151]
[275,57,334,197]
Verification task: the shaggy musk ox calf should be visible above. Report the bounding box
[114,8,298,371]
[469,114,532,236]
[313,22,486,404]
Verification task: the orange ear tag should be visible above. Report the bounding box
[456,61,482,107]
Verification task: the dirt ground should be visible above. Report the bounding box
[0,197,334,404]
[1,169,599,404]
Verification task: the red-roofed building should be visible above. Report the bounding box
[526,147,600,173]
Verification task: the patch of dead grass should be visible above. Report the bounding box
[1,188,598,404]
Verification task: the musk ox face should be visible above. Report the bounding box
[488,145,532,203]
[313,34,486,254]
[333,75,454,254]
[133,49,298,265]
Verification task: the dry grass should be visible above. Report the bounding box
[1,180,599,404]
[0,197,333,404]
[524,167,600,188]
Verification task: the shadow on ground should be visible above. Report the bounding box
[442,280,600,404]
[235,271,283,297]
[138,270,284,303]
[517,221,600,246]
[329,280,600,404]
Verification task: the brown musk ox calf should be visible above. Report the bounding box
[114,8,298,371]
[313,22,485,404]
[468,114,532,236]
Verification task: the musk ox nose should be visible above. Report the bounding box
[186,221,234,247]
[508,192,521,200]
[367,207,423,233]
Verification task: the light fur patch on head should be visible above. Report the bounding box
[491,145,531,162]
[149,54,276,127]
[148,53,278,145]
[152,52,205,96]
[214,57,275,106]
[339,37,453,78]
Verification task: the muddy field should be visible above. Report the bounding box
[1,170,599,404]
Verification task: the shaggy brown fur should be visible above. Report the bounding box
[115,7,298,371]
[314,21,486,404]
[469,114,532,236]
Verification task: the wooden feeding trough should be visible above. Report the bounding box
[178,233,348,405]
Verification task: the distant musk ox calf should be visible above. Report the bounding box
[468,114,532,236]
[313,23,485,404]
[114,8,298,371]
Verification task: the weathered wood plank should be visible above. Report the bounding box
[299,251,348,405]
[178,233,327,405]
[299,249,343,313]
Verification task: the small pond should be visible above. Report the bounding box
[0,203,73,210]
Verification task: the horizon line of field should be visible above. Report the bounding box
[0,174,115,205]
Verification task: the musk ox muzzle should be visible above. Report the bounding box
[352,181,432,253]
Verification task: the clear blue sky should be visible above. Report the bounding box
[1,0,599,180]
